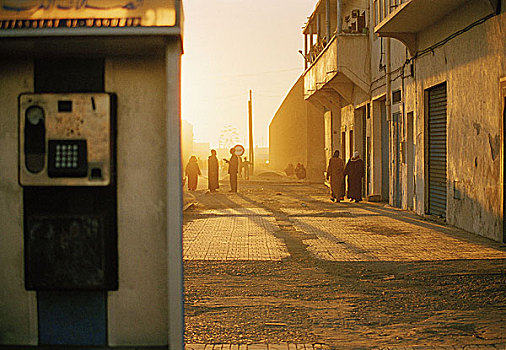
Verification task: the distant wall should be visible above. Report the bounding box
[306,101,326,182]
[269,77,308,172]
[269,76,325,181]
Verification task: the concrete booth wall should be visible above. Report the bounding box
[106,55,169,345]
[0,60,38,345]
[0,51,183,347]
[0,4,185,347]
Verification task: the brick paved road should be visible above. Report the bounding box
[183,176,506,349]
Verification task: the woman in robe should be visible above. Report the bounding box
[326,150,345,202]
[185,156,201,191]
[208,149,219,192]
[344,151,365,202]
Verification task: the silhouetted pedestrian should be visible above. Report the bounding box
[242,158,251,180]
[344,151,364,202]
[327,150,345,202]
[295,163,306,179]
[208,149,219,192]
[185,156,201,191]
[228,148,239,192]
[284,163,295,176]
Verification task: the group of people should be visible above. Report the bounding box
[184,148,251,193]
[284,162,307,179]
[186,148,364,202]
[326,150,364,202]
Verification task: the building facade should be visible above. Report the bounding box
[273,0,505,242]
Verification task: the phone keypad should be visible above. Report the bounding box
[55,144,80,169]
[48,140,87,177]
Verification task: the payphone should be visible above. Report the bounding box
[19,93,118,291]
[20,93,113,186]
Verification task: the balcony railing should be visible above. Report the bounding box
[302,0,368,69]
[373,0,409,27]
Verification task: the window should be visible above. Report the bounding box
[392,89,402,104]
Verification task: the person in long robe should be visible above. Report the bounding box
[326,150,345,202]
[185,156,201,191]
[295,163,306,179]
[284,163,295,176]
[242,158,251,180]
[344,151,365,202]
[208,149,219,192]
[228,148,239,192]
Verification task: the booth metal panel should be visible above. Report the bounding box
[38,291,106,346]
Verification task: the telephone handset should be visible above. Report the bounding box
[24,106,46,173]
[19,93,114,186]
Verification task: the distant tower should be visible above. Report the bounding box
[218,124,240,150]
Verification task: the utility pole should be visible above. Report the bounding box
[248,90,254,175]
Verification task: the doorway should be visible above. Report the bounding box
[407,111,415,210]
[349,129,354,160]
[341,130,346,162]
[324,110,332,169]
[502,80,506,242]
[426,83,448,218]
[380,101,389,201]
[392,112,401,208]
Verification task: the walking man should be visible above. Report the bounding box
[228,147,239,192]
[326,150,345,202]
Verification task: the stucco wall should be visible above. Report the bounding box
[367,1,506,241]
[269,77,308,172]
[0,60,38,345]
[269,75,325,182]
[413,8,505,241]
[306,101,326,182]
[106,56,169,345]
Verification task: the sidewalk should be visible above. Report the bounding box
[186,344,329,350]
[185,344,505,349]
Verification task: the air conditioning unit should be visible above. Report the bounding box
[351,9,360,18]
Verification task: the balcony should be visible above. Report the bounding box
[302,0,369,107]
[303,33,369,107]
[373,0,496,54]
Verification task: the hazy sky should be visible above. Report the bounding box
[181,0,316,148]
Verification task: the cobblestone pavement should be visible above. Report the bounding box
[185,344,328,350]
[184,206,289,261]
[183,176,506,349]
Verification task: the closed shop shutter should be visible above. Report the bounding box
[428,83,447,217]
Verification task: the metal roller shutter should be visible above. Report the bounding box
[428,84,447,217]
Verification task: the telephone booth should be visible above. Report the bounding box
[0,1,184,348]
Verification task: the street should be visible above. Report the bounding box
[183,175,506,349]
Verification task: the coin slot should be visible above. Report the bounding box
[90,167,103,180]
[58,100,72,112]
